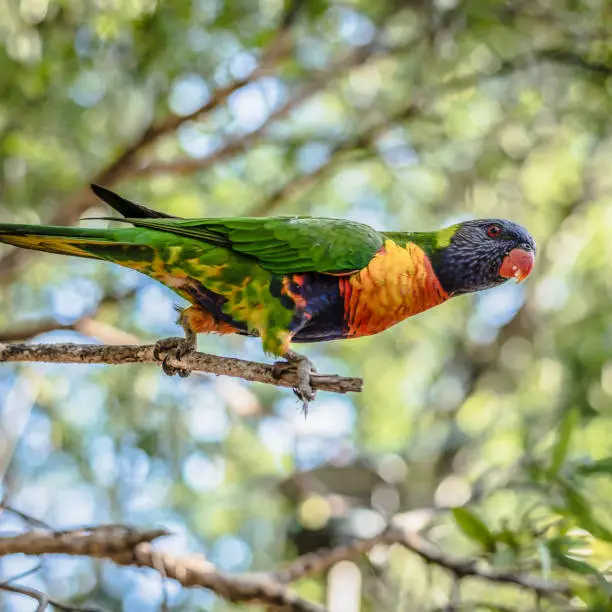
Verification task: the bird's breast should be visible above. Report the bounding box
[339,240,449,337]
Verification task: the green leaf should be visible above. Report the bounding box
[452,507,495,550]
[575,457,612,476]
[549,408,578,478]
[557,554,599,575]
[559,481,612,542]
[497,526,519,550]
[556,555,612,598]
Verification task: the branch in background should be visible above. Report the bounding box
[0,292,139,344]
[55,0,304,214]
[0,67,252,281]
[0,515,325,612]
[249,102,422,216]
[131,42,378,178]
[0,505,570,612]
[126,545,325,612]
[248,42,598,219]
[0,317,140,345]
[0,583,101,612]
[0,524,166,559]
[535,49,612,76]
[0,342,363,395]
[273,528,570,599]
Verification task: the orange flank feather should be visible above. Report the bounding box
[339,240,449,338]
[181,305,237,335]
[282,274,309,311]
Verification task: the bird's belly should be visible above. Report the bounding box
[282,273,348,342]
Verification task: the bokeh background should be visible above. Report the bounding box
[1,0,612,610]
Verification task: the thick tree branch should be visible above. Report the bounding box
[0,342,363,395]
[274,528,570,598]
[0,525,325,612]
[0,525,166,558]
[124,544,325,612]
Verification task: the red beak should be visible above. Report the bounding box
[499,248,535,283]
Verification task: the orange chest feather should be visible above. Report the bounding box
[339,240,449,337]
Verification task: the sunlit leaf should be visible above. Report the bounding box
[558,480,612,542]
[452,507,495,550]
[549,408,578,478]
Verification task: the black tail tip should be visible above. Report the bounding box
[90,183,111,200]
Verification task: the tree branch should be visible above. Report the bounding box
[0,342,363,395]
[248,102,422,216]
[0,524,326,612]
[0,520,570,612]
[535,49,612,76]
[0,502,571,611]
[0,582,102,612]
[0,292,139,344]
[131,43,378,179]
[273,528,570,598]
[125,544,325,612]
[0,525,166,558]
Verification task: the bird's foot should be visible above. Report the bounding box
[274,350,318,415]
[153,336,195,378]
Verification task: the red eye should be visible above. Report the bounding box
[487,224,502,238]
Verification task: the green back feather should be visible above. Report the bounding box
[105,216,385,274]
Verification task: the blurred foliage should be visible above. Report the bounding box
[1,0,612,610]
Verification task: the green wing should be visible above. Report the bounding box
[112,216,384,274]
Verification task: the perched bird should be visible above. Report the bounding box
[0,185,536,408]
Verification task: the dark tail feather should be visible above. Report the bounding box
[90,184,178,220]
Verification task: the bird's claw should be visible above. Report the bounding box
[275,352,318,416]
[154,336,194,378]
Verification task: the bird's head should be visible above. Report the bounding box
[431,219,536,296]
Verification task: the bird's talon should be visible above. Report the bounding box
[155,336,195,378]
[272,360,289,380]
[283,351,317,416]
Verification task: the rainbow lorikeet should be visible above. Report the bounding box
[0,185,536,408]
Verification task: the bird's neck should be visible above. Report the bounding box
[380,230,458,295]
[381,229,454,257]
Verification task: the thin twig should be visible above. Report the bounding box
[0,560,43,586]
[0,582,103,612]
[0,500,51,530]
[0,342,363,394]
